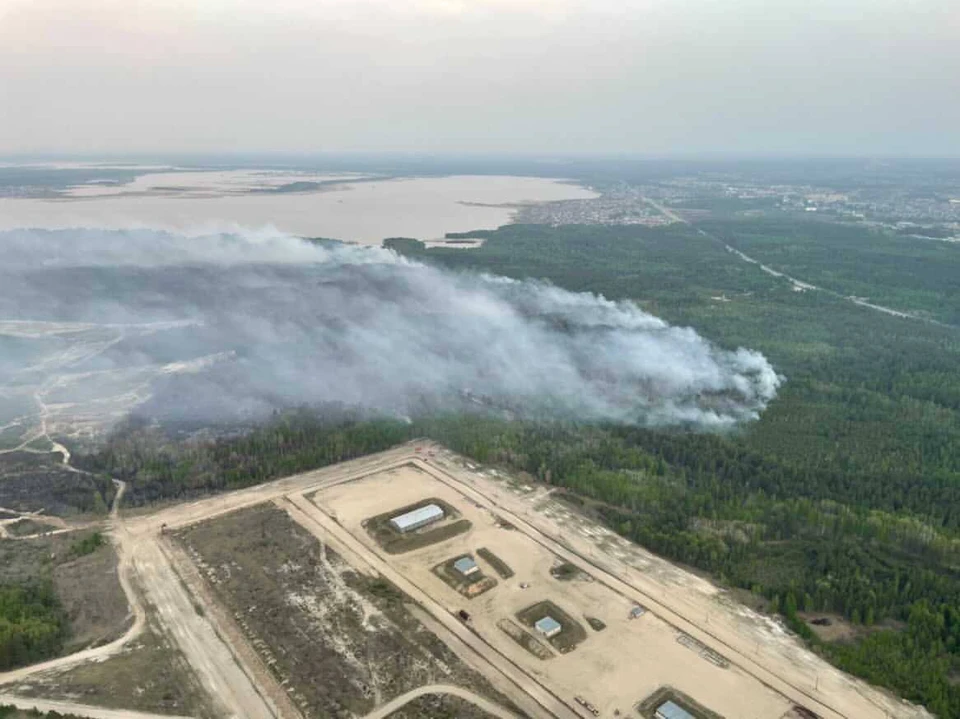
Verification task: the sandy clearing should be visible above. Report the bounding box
[0,443,930,719]
[279,494,569,719]
[424,447,928,719]
[312,464,791,719]
[125,445,934,718]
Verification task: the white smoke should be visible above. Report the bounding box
[0,228,781,429]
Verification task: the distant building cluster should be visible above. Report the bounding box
[509,170,960,236]
[516,185,677,227]
[641,176,960,228]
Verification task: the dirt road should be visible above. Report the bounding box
[360,683,519,719]
[132,537,277,718]
[424,446,926,719]
[0,443,927,719]
[110,478,125,518]
[423,456,842,716]
[0,524,146,687]
[280,494,574,719]
[111,447,418,719]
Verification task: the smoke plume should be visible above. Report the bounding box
[0,228,781,430]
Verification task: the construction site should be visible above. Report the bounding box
[0,442,929,719]
[308,457,789,718]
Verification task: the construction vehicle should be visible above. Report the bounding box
[574,696,599,716]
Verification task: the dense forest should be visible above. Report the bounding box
[0,581,66,671]
[77,220,960,715]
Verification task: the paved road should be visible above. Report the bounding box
[0,693,191,719]
[360,683,519,719]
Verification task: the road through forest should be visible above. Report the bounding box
[642,196,951,328]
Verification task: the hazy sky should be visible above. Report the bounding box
[1,0,958,156]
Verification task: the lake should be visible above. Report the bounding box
[0,170,597,244]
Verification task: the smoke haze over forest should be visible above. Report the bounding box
[0,228,780,429]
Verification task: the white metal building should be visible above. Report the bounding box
[389,503,444,533]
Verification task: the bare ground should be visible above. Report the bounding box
[0,537,212,719]
[0,453,112,518]
[0,442,929,719]
[175,503,522,719]
[427,448,929,719]
[311,463,789,718]
[52,540,132,654]
[0,623,214,718]
[5,519,54,538]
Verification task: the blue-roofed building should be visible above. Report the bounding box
[453,556,479,576]
[534,616,562,638]
[389,503,444,533]
[655,700,695,719]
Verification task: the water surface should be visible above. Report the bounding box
[0,171,597,244]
